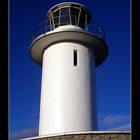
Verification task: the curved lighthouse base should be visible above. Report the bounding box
[20,131,131,140]
[39,41,97,136]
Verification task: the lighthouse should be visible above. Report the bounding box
[30,2,108,136]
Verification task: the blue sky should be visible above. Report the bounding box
[10,0,130,139]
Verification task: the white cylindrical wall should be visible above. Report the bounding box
[39,42,97,136]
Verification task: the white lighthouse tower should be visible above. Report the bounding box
[30,2,108,136]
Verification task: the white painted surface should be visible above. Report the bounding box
[39,42,97,136]
[54,25,84,31]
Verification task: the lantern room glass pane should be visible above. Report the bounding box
[70,7,80,25]
[60,7,70,26]
[79,10,86,29]
[53,10,60,28]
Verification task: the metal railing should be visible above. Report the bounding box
[32,15,106,41]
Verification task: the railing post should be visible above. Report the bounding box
[99,27,102,38]
[45,19,48,33]
[75,16,76,25]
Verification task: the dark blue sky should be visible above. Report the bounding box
[10,0,130,139]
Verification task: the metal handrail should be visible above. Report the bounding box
[32,15,106,41]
